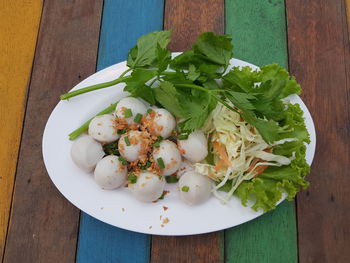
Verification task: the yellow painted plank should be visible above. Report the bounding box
[0,0,42,258]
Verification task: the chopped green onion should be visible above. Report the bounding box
[128,174,137,184]
[124,136,131,146]
[147,108,153,114]
[140,160,152,170]
[157,157,165,169]
[152,136,163,147]
[166,176,179,183]
[153,141,160,147]
[181,186,190,192]
[178,134,189,140]
[118,156,128,166]
[123,108,133,118]
[134,113,143,123]
[117,129,127,134]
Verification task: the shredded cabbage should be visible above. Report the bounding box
[195,102,297,203]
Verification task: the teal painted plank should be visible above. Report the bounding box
[225,0,298,262]
[76,1,164,262]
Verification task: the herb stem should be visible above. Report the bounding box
[119,68,132,78]
[211,93,239,114]
[60,72,131,100]
[160,71,177,76]
[68,102,118,140]
[174,83,209,93]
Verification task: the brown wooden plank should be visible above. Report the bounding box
[286,0,350,262]
[3,0,103,262]
[151,1,224,262]
[164,0,224,51]
[0,0,42,260]
[151,232,224,263]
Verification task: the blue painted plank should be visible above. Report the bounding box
[76,1,164,262]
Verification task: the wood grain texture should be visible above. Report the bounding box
[225,1,298,262]
[346,0,350,37]
[286,0,350,262]
[152,232,224,263]
[3,0,103,262]
[0,1,42,260]
[164,0,224,51]
[151,1,225,263]
[76,1,164,262]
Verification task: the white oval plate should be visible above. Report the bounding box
[43,58,316,236]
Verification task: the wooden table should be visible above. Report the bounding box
[1,0,349,262]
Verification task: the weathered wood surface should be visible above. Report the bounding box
[286,0,350,262]
[76,1,164,262]
[3,0,103,262]
[346,0,350,37]
[0,0,42,260]
[225,1,298,262]
[151,1,225,262]
[164,0,224,51]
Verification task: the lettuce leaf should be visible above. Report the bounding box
[220,65,310,212]
[234,103,310,212]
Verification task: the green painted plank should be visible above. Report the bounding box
[225,0,298,262]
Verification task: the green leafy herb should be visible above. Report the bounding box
[166,176,179,183]
[124,136,131,146]
[124,69,157,104]
[103,141,120,156]
[147,108,153,114]
[118,156,128,166]
[134,113,143,123]
[123,108,133,118]
[157,157,165,169]
[181,186,190,192]
[127,30,171,69]
[128,174,138,184]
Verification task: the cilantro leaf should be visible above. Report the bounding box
[124,69,157,104]
[156,44,171,73]
[127,31,171,69]
[192,32,233,66]
[170,32,233,83]
[187,64,200,81]
[153,81,185,117]
[178,90,217,132]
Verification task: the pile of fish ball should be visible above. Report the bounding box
[70,97,213,205]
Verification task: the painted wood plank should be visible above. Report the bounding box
[76,1,164,262]
[3,0,103,262]
[164,0,224,51]
[225,1,298,262]
[151,1,224,262]
[286,0,350,262]
[0,0,42,260]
